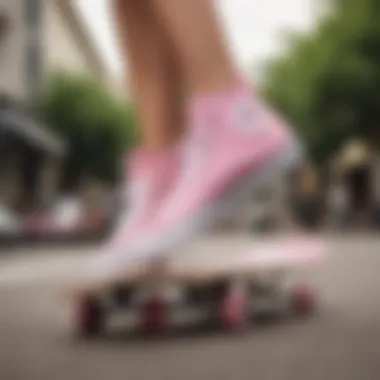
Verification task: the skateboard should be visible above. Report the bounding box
[68,235,325,338]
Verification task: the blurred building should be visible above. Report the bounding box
[0,0,116,211]
[0,0,111,103]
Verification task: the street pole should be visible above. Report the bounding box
[24,0,43,109]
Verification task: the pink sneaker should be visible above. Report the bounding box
[87,147,179,279]
[129,81,304,261]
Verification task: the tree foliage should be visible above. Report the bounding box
[262,0,380,163]
[39,72,138,189]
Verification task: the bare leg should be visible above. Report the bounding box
[113,0,183,147]
[151,0,239,93]
[93,0,301,269]
[86,1,183,279]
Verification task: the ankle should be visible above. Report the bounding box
[191,77,252,101]
[190,71,243,96]
[142,136,180,150]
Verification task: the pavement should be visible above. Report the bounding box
[1,234,380,380]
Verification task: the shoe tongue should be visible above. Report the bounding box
[188,81,253,135]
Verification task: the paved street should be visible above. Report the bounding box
[1,235,380,380]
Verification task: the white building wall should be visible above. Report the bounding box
[43,0,90,75]
[0,0,110,103]
[0,0,27,101]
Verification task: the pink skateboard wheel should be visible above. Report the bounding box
[76,295,104,337]
[218,290,248,331]
[291,285,315,316]
[140,297,168,334]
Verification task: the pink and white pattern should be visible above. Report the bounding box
[87,147,179,278]
[130,81,303,261]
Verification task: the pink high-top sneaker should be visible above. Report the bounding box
[87,147,179,279]
[128,81,304,262]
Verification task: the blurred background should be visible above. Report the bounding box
[1,1,380,379]
[1,0,379,246]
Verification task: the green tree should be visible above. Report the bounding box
[262,0,380,163]
[39,72,138,190]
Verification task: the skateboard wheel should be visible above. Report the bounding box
[140,297,167,334]
[291,285,315,316]
[218,291,248,331]
[111,285,134,308]
[76,295,105,338]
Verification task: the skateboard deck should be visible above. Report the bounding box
[66,235,325,299]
